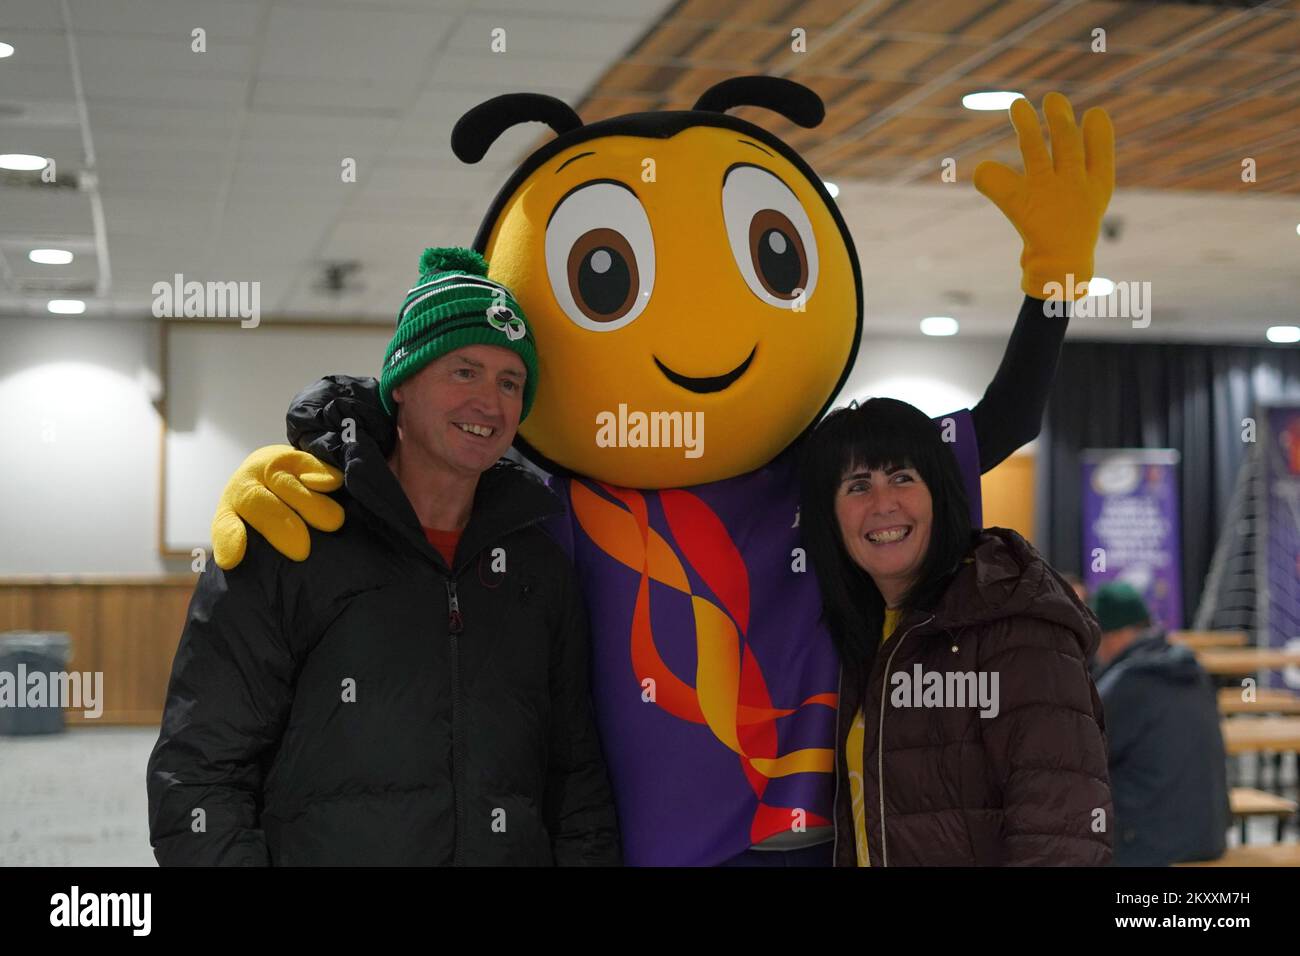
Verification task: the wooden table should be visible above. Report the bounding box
[1230,787,1298,843]
[1174,844,1300,867]
[1221,717,1300,756]
[1171,630,1248,650]
[1219,688,1300,716]
[1197,648,1300,676]
[1231,787,1298,816]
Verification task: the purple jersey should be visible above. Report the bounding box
[545,409,983,865]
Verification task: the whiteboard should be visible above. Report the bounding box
[162,321,391,555]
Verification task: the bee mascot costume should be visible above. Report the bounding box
[209,76,1113,866]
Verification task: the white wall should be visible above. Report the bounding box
[836,333,1010,422]
[0,314,184,576]
[0,314,1017,576]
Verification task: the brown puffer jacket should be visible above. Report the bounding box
[833,527,1113,866]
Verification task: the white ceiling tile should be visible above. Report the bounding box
[0,186,92,235]
[0,63,79,102]
[0,0,67,33]
[444,11,659,59]
[66,0,269,42]
[75,34,258,78]
[258,5,456,81]
[84,72,250,108]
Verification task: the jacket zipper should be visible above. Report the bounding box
[438,511,552,868]
[446,577,465,866]
[875,613,934,867]
[831,668,844,865]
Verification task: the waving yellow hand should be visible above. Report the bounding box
[211,444,345,569]
[973,92,1115,300]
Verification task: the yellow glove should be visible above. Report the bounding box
[973,92,1114,300]
[211,444,345,570]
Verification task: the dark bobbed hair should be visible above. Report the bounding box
[798,398,976,700]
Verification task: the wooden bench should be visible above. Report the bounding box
[1218,688,1300,716]
[1230,787,1298,843]
[1221,717,1300,756]
[1171,630,1248,650]
[1197,648,1300,676]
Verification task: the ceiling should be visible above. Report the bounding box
[1,0,1297,342]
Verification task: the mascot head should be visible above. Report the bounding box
[453,75,862,488]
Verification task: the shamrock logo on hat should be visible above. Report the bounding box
[486,304,526,342]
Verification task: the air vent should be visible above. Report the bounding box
[314,261,363,296]
[18,278,96,294]
[0,167,82,190]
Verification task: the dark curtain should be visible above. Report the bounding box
[1036,340,1300,625]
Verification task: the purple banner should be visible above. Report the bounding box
[1081,449,1183,630]
[1261,405,1300,688]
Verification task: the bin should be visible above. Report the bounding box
[0,631,73,736]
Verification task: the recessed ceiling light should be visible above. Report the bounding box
[920,316,959,336]
[0,153,46,171]
[47,299,85,315]
[1087,276,1115,296]
[1294,223,1300,237]
[0,42,15,58]
[962,91,1025,111]
[823,181,839,199]
[30,249,73,265]
[1266,325,1300,344]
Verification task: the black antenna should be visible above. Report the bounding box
[693,75,825,128]
[451,93,584,164]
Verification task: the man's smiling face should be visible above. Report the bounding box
[390,344,525,478]
[478,124,859,487]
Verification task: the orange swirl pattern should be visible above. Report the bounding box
[569,479,837,842]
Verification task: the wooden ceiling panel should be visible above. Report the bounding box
[637,22,716,59]
[804,31,882,70]
[576,0,1300,193]
[1138,52,1293,93]
[1012,1,1134,42]
[685,25,792,65]
[1195,11,1300,53]
[862,0,1047,38]
[1088,3,1221,48]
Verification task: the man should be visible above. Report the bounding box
[148,248,620,865]
[1090,582,1229,866]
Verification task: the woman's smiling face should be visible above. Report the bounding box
[834,462,934,607]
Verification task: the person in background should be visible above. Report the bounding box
[1090,581,1229,866]
[148,248,620,866]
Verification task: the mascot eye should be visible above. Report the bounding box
[722,165,819,309]
[545,181,655,332]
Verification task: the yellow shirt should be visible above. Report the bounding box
[846,606,902,867]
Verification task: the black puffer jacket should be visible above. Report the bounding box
[833,528,1113,866]
[148,377,620,865]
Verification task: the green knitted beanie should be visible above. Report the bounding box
[1089,581,1151,634]
[380,247,537,420]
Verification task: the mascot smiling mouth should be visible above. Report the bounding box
[653,346,756,393]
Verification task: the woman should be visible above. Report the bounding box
[799,397,1112,866]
